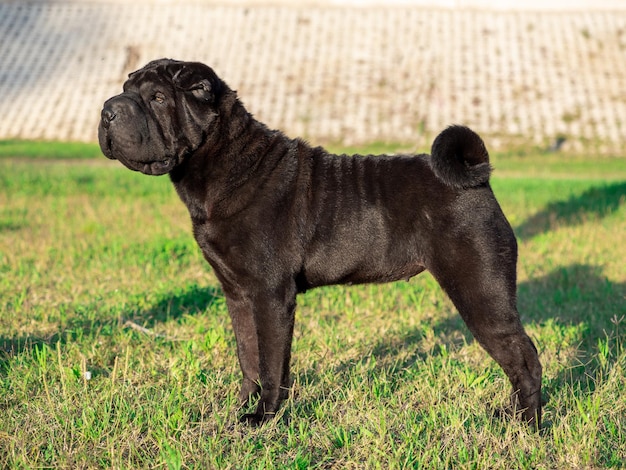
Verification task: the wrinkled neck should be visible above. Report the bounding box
[168,92,289,221]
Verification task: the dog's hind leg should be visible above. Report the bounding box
[428,243,542,428]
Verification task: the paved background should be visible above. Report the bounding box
[0,1,625,154]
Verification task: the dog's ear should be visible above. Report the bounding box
[172,63,222,103]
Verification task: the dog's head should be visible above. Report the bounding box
[98,59,227,175]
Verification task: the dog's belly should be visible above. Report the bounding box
[319,262,426,287]
[301,233,427,289]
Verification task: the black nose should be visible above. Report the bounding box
[100,107,116,129]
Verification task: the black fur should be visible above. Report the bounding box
[431,125,492,189]
[99,59,542,427]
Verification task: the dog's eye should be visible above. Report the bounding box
[153,92,165,104]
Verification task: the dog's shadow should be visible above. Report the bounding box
[515,181,626,240]
[0,284,222,367]
[135,283,222,328]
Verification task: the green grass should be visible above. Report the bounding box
[0,140,102,160]
[1,142,625,468]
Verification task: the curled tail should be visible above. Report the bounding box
[430,125,492,189]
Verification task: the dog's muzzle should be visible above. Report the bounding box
[98,94,178,175]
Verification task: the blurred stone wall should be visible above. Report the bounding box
[0,1,625,153]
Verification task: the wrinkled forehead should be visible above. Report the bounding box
[123,60,180,92]
[124,67,171,91]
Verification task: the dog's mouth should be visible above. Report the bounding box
[101,139,178,176]
[117,156,178,176]
[106,142,179,175]
[99,127,181,176]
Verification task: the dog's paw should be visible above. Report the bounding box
[239,411,275,427]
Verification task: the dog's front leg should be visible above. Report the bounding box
[238,283,297,426]
[225,295,262,406]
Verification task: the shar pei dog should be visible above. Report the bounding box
[98,59,542,427]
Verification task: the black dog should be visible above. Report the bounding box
[99,59,542,427]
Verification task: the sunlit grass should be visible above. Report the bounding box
[0,145,625,468]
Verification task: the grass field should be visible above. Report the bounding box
[0,142,625,468]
